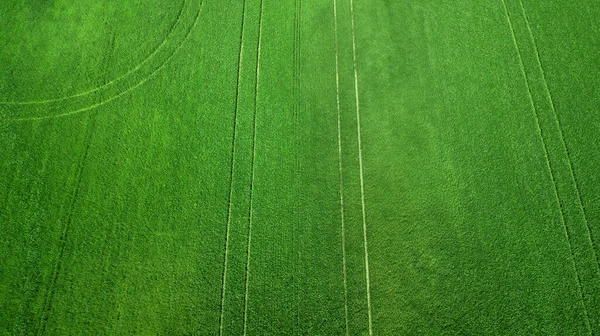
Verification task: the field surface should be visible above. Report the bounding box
[1,0,600,335]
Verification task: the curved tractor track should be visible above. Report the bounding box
[0,0,204,122]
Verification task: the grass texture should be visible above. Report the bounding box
[1,0,599,334]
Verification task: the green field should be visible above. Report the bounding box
[1,0,600,334]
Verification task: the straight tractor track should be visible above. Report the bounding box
[293,0,302,332]
[218,0,247,334]
[500,0,592,332]
[333,0,350,334]
[348,0,374,334]
[517,0,600,272]
[37,111,98,335]
[242,1,263,334]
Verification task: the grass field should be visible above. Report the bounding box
[1,0,600,334]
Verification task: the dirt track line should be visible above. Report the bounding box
[333,0,349,334]
[218,0,247,334]
[0,0,188,106]
[500,0,592,333]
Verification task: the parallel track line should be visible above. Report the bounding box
[500,1,592,333]
[37,112,98,336]
[4,0,203,122]
[242,1,263,334]
[333,0,350,334]
[293,0,301,332]
[518,0,600,271]
[218,0,247,333]
[0,0,188,106]
[348,0,373,334]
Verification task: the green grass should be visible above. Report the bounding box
[1,0,599,334]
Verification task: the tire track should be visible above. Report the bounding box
[348,0,373,334]
[333,0,350,334]
[3,0,204,122]
[218,0,247,334]
[293,0,301,332]
[36,111,98,336]
[242,1,263,334]
[518,0,600,272]
[500,0,592,332]
[0,0,188,106]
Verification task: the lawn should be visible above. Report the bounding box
[1,0,599,334]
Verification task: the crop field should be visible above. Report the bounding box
[1,0,600,334]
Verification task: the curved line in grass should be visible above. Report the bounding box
[2,0,203,122]
[0,0,188,106]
